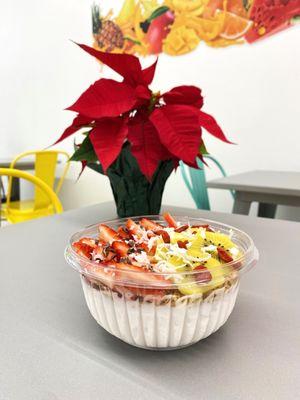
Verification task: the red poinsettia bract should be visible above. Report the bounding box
[54,43,232,180]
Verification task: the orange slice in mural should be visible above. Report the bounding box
[227,0,248,18]
[203,0,248,18]
[202,0,223,18]
[218,11,253,39]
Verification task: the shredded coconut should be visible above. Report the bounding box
[148,236,158,250]
[129,251,149,265]
[202,245,217,252]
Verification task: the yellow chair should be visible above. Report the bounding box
[1,150,68,223]
[0,168,63,223]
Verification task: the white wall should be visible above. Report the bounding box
[1,1,300,220]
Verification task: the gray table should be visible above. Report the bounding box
[207,170,300,218]
[0,158,35,170]
[1,202,299,400]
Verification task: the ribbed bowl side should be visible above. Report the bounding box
[81,277,240,350]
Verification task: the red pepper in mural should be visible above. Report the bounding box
[145,9,175,54]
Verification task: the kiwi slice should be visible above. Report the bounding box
[178,277,210,295]
[203,257,229,285]
[205,231,236,251]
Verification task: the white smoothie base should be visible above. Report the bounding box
[81,277,239,350]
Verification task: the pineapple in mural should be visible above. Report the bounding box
[92,4,124,52]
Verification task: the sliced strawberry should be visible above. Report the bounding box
[140,218,162,231]
[98,224,120,244]
[84,262,116,289]
[105,249,116,261]
[155,229,171,244]
[147,231,155,238]
[117,226,131,239]
[177,240,188,249]
[194,265,212,283]
[217,247,233,263]
[113,262,172,288]
[93,243,116,261]
[137,242,149,252]
[79,237,97,248]
[175,224,189,233]
[93,245,105,260]
[73,242,93,259]
[111,240,130,257]
[126,218,145,239]
[163,212,177,228]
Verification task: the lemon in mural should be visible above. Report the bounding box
[91,0,300,56]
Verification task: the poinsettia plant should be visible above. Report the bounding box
[54,43,231,217]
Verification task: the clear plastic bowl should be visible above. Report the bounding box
[65,215,258,350]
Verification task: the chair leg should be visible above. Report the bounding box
[11,178,20,201]
[0,177,4,227]
[258,203,277,219]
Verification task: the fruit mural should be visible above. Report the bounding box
[92,0,300,56]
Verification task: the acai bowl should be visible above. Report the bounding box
[65,213,258,350]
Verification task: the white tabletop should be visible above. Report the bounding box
[1,202,299,399]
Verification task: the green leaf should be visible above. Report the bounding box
[124,36,142,45]
[199,141,209,155]
[242,0,251,11]
[291,15,300,25]
[147,6,169,23]
[91,3,101,34]
[70,134,98,162]
[87,162,104,175]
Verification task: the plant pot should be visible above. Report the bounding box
[88,143,174,218]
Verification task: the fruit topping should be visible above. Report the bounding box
[73,242,93,259]
[156,230,171,243]
[175,224,189,233]
[140,217,163,231]
[99,224,120,243]
[217,247,234,263]
[177,240,188,249]
[111,241,130,257]
[72,213,241,297]
[192,224,214,232]
[205,231,235,250]
[78,237,98,248]
[194,265,213,283]
[163,212,178,228]
[117,226,131,239]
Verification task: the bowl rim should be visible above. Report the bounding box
[65,215,258,287]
